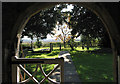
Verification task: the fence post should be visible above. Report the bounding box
[118,56,120,84]
[12,64,18,83]
[50,43,53,52]
[60,57,64,83]
[12,34,21,83]
[12,56,17,83]
[52,44,53,51]
[60,44,61,51]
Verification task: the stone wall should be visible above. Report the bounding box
[2,2,120,83]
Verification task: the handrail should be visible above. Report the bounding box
[12,56,64,64]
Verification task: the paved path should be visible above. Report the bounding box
[51,51,81,83]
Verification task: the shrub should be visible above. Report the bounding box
[34,41,42,48]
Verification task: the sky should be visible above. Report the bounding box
[61,4,74,12]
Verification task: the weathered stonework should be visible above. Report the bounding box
[2,2,120,83]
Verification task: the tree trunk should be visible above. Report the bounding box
[69,44,74,50]
[37,37,40,48]
[82,45,84,49]
[82,43,84,49]
[87,43,89,50]
[31,40,33,49]
[87,46,89,50]
[64,41,66,48]
[50,43,53,52]
[60,44,61,51]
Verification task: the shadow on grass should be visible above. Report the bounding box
[23,47,114,83]
[21,64,55,84]
[47,51,60,56]
[70,50,114,82]
[21,49,61,83]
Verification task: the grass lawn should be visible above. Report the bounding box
[34,46,100,52]
[76,46,100,51]
[23,49,60,84]
[70,50,114,82]
[33,46,71,51]
[22,46,114,83]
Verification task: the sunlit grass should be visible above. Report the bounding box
[34,46,71,51]
[53,46,71,50]
[75,46,100,51]
[34,47,50,51]
[24,64,55,84]
[33,46,99,52]
[24,49,59,84]
[24,46,114,83]
[25,51,59,58]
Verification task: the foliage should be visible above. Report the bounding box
[21,43,31,47]
[34,41,42,48]
[70,5,105,38]
[67,39,77,50]
[22,7,56,39]
[53,22,72,48]
[53,4,111,48]
[22,4,68,39]
[69,4,111,48]
[22,3,111,48]
[98,33,111,48]
[52,4,72,48]
[21,4,69,49]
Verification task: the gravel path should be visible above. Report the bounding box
[50,51,81,84]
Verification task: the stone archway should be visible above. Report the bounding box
[2,2,120,83]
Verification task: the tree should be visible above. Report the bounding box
[49,4,72,48]
[54,21,72,48]
[80,35,96,50]
[69,4,111,48]
[22,4,68,48]
[22,3,110,49]
[22,7,56,48]
[35,41,42,48]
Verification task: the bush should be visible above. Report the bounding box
[22,43,31,48]
[34,41,42,48]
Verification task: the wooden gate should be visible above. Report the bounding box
[12,56,64,84]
